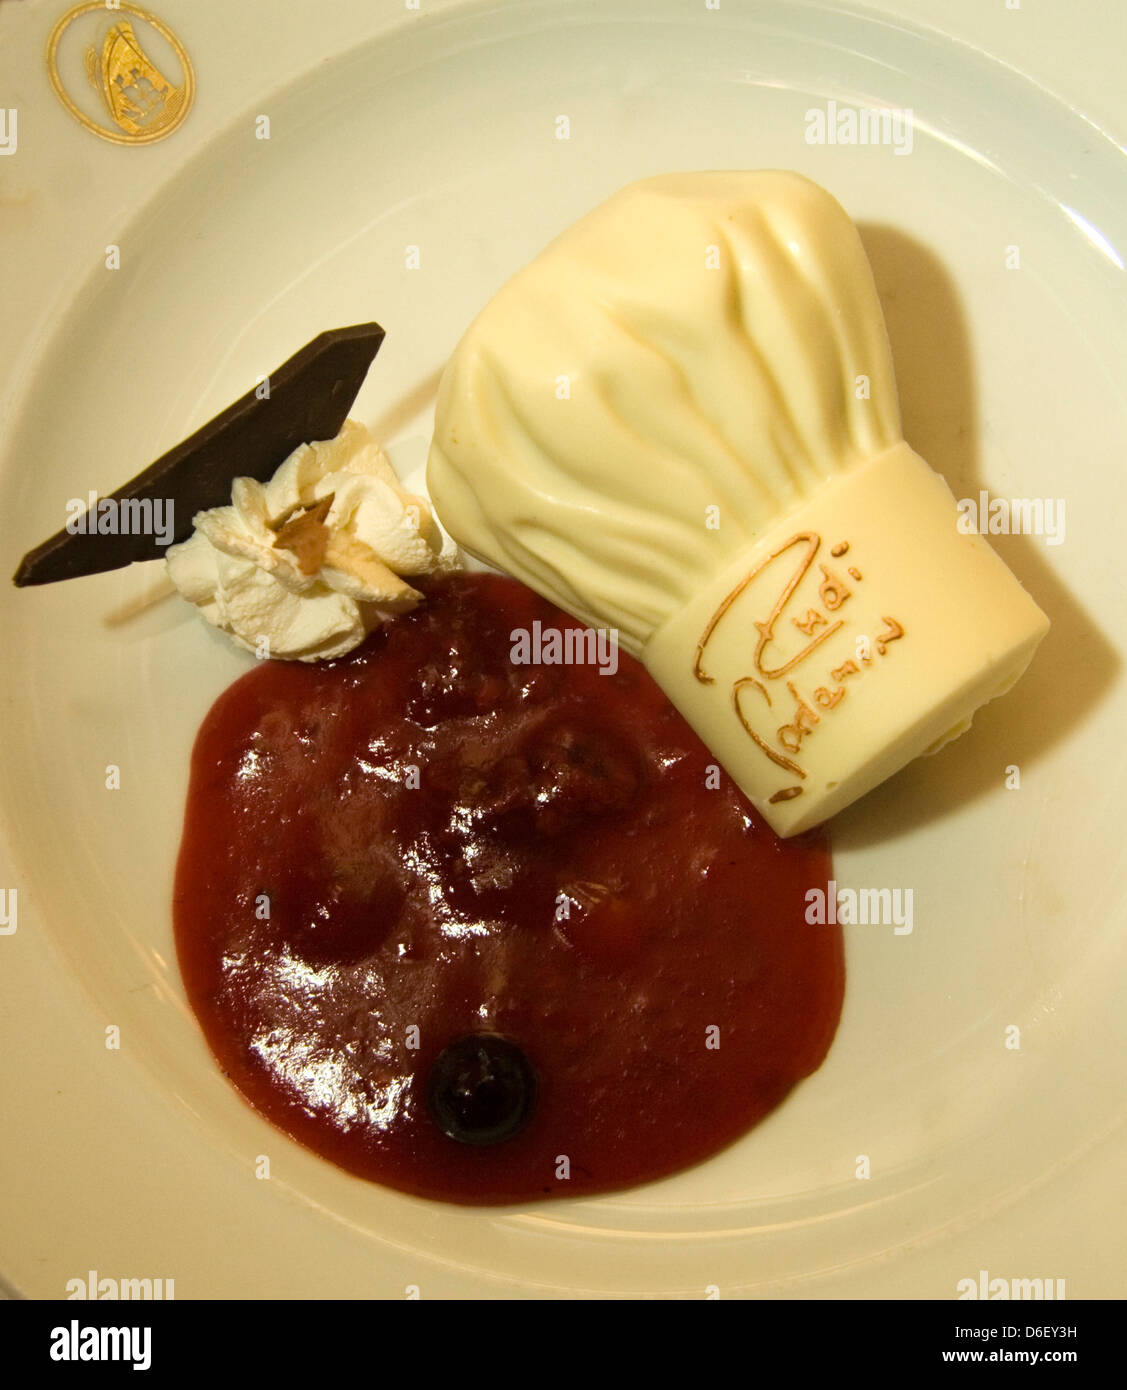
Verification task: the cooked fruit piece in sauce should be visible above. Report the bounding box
[428,1034,538,1147]
[174,573,843,1204]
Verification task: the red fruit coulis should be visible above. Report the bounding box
[174,574,843,1203]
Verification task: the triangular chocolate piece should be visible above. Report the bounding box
[13,322,385,586]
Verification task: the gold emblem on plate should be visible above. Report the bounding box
[47,3,195,145]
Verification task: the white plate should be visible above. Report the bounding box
[1,0,1125,1297]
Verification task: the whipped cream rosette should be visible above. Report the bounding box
[426,171,1049,835]
[168,419,457,660]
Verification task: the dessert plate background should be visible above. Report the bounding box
[1,0,1125,1297]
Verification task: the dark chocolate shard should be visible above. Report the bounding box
[13,322,385,587]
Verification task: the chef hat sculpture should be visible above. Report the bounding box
[427,172,1048,835]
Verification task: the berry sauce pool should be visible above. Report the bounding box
[174,573,843,1203]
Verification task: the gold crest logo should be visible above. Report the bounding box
[47,3,195,145]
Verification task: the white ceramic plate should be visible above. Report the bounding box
[1,0,1125,1297]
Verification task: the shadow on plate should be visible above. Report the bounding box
[833,225,1119,849]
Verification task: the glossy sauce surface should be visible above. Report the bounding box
[175,574,843,1203]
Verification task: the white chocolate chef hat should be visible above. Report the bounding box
[427,172,1049,835]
